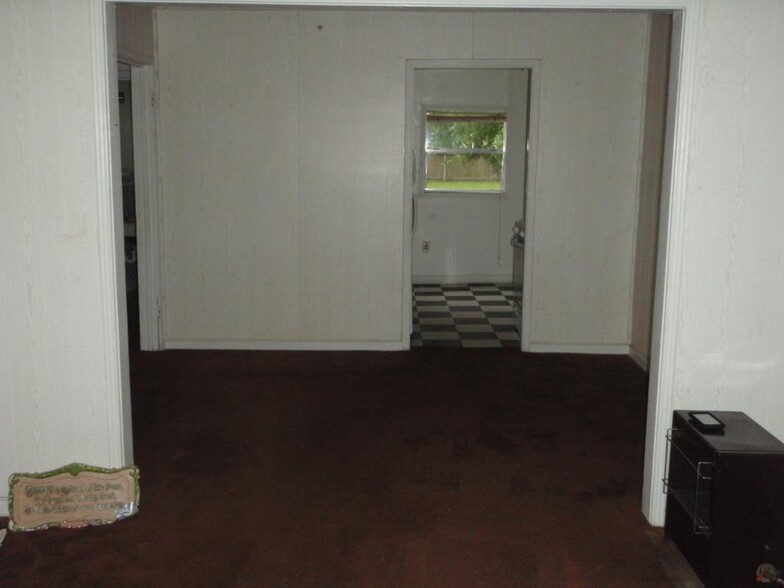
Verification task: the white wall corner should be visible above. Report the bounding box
[528,343,631,355]
[628,346,650,371]
[91,0,134,467]
[626,13,653,350]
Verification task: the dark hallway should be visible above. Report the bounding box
[0,349,674,586]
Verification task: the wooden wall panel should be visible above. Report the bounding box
[672,0,784,439]
[473,11,650,347]
[295,11,472,341]
[156,8,648,347]
[157,10,300,341]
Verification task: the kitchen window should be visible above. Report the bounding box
[425,112,507,193]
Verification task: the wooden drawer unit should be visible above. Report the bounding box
[664,411,784,587]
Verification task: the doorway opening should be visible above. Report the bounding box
[405,62,539,349]
[103,4,688,529]
[114,58,163,352]
[117,61,140,347]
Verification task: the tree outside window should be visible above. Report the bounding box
[425,112,507,193]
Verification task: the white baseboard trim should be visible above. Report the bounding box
[412,274,512,285]
[164,339,406,351]
[0,496,8,518]
[628,346,650,371]
[528,342,631,355]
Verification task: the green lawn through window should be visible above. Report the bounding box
[426,180,502,192]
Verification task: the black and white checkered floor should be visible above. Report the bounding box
[411,283,521,348]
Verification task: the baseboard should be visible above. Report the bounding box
[0,496,8,518]
[628,346,650,371]
[528,342,631,355]
[164,339,406,351]
[412,274,512,285]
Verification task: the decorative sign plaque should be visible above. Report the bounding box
[8,463,140,532]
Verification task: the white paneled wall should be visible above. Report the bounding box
[157,11,301,342]
[472,11,650,348]
[292,11,471,342]
[157,10,476,345]
[156,9,649,348]
[0,1,128,516]
[671,1,784,434]
[642,0,784,525]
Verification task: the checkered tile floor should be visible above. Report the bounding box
[411,283,521,348]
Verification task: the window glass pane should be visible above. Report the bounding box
[425,112,506,193]
[426,154,502,192]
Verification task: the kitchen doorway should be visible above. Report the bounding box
[404,61,540,349]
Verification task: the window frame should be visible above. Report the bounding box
[423,111,508,195]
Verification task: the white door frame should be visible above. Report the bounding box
[641,8,691,525]
[129,65,164,351]
[403,59,540,352]
[117,45,162,351]
[99,2,134,468]
[99,0,700,528]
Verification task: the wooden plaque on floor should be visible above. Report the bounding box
[8,463,140,531]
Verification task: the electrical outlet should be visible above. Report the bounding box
[422,241,431,253]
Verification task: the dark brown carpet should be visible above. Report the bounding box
[0,349,671,587]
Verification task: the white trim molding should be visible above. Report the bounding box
[130,65,164,351]
[92,0,134,468]
[628,346,650,371]
[165,340,406,351]
[0,497,8,518]
[412,274,513,285]
[119,0,691,8]
[520,61,541,354]
[641,6,697,527]
[528,343,631,355]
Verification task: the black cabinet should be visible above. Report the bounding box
[664,411,784,587]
